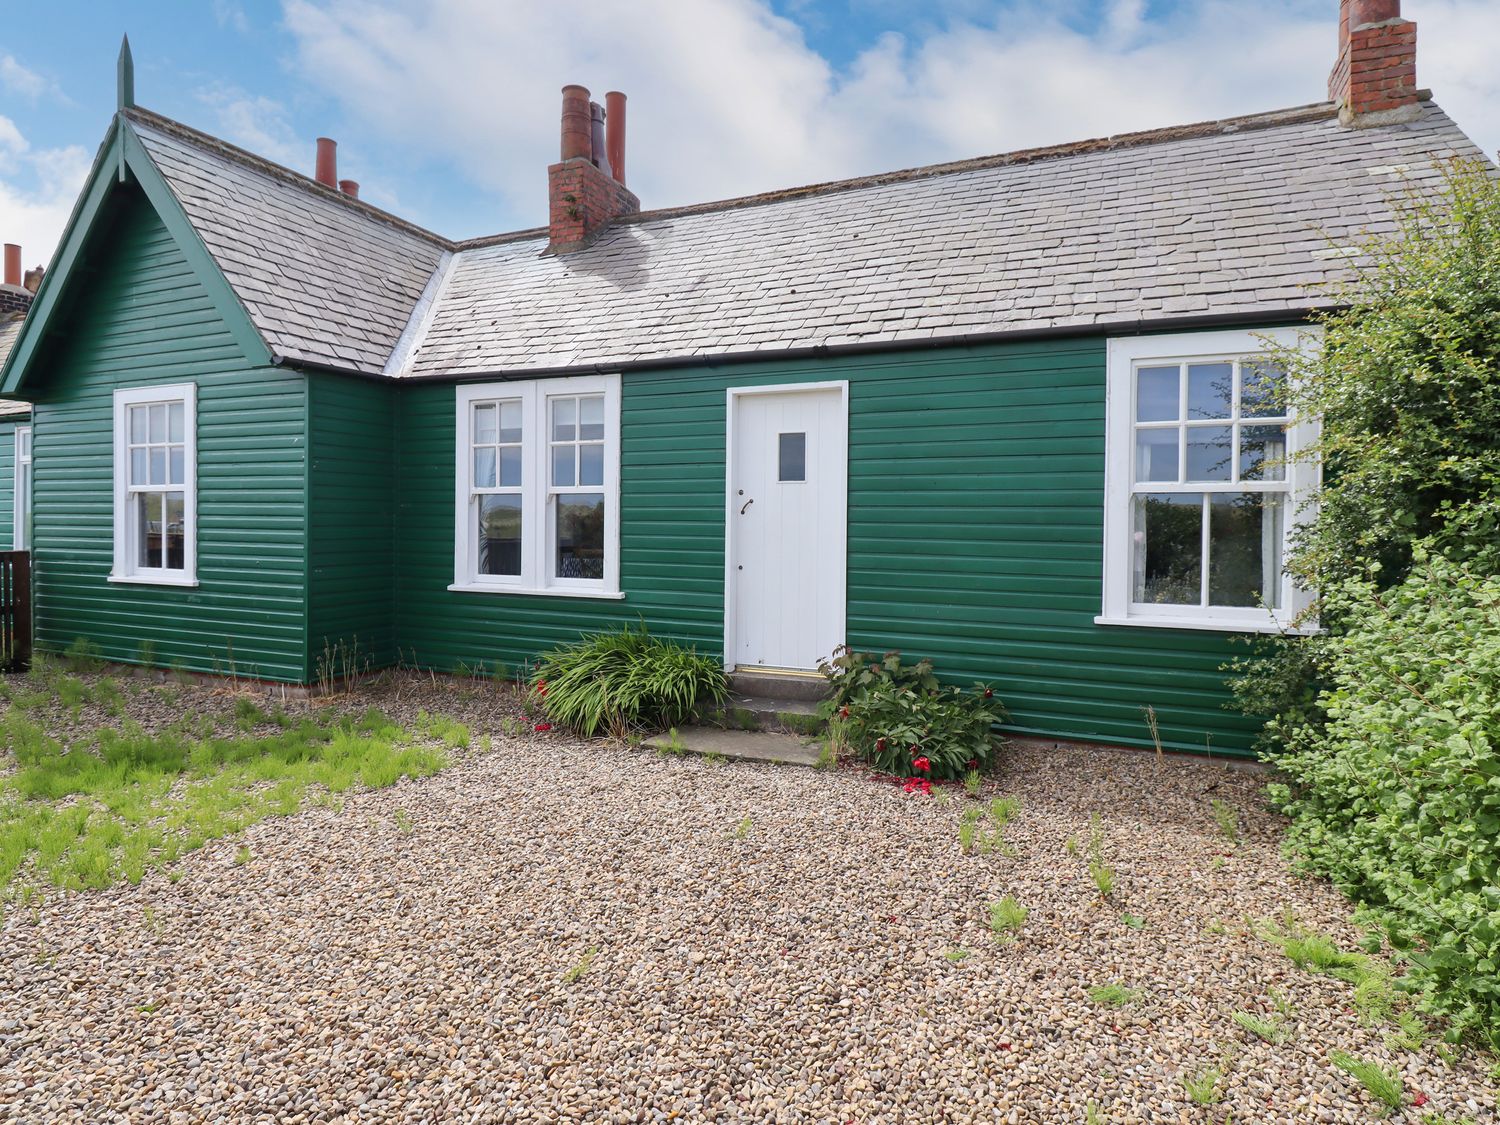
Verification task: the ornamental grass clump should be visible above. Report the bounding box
[819,646,1004,780]
[530,624,728,738]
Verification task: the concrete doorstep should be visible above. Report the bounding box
[641,727,826,767]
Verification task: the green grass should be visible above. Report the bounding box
[1088,982,1144,1009]
[1329,1050,1405,1113]
[1087,813,1116,898]
[1232,1009,1287,1044]
[959,795,1022,856]
[1180,1065,1224,1105]
[943,947,971,963]
[563,946,598,983]
[986,896,1028,943]
[0,703,450,894]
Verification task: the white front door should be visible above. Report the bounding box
[728,384,847,671]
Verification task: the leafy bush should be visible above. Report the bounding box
[530,624,728,738]
[819,647,1003,780]
[1269,552,1500,1046]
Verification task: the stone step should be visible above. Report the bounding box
[709,694,826,736]
[642,727,826,768]
[728,669,829,702]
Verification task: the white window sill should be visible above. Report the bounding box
[1094,614,1316,636]
[447,582,625,601]
[108,573,200,588]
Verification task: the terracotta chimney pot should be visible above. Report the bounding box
[605,91,627,187]
[339,179,360,199]
[560,84,592,161]
[315,137,338,187]
[3,244,19,288]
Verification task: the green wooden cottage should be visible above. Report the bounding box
[0,2,1487,756]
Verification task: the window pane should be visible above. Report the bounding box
[551,398,576,442]
[1133,493,1202,606]
[137,492,164,569]
[130,447,148,485]
[1134,428,1178,483]
[1136,366,1179,422]
[473,446,497,489]
[477,495,522,576]
[1209,493,1283,608]
[552,445,575,487]
[578,443,604,487]
[129,405,148,443]
[168,402,184,443]
[1241,360,1286,418]
[149,403,167,443]
[1185,425,1233,482]
[499,446,523,488]
[149,448,167,486]
[1239,425,1286,481]
[499,401,523,443]
[556,493,604,579]
[473,403,497,445]
[778,432,806,482]
[1187,362,1233,419]
[168,447,185,486]
[164,493,186,570]
[578,395,605,441]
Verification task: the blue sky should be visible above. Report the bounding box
[2,1,1496,271]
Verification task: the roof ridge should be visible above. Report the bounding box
[609,101,1345,227]
[122,105,456,250]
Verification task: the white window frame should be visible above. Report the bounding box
[1099,327,1319,634]
[110,383,198,587]
[449,374,623,599]
[13,424,31,551]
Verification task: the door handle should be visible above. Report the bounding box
[740,498,754,515]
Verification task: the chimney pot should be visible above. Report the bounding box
[3,244,19,288]
[560,85,592,162]
[589,101,610,177]
[605,91,627,187]
[339,179,360,199]
[315,137,338,187]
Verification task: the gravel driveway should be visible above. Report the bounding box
[0,674,1495,1123]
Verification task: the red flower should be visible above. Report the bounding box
[919,780,932,795]
[537,686,548,697]
[534,722,552,732]
[1412,1093,1428,1107]
[875,737,887,752]
[839,706,850,720]
[983,688,993,699]
[913,756,931,774]
[966,759,978,770]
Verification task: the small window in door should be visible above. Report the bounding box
[778,432,806,482]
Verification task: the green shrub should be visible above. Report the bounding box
[819,647,1004,780]
[1269,553,1500,1046]
[530,624,728,738]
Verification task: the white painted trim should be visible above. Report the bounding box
[723,380,849,671]
[111,383,197,585]
[453,374,621,596]
[1102,327,1319,633]
[12,424,30,551]
[383,250,455,377]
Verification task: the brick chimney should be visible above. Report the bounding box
[1329,0,1420,125]
[1,243,34,319]
[548,84,639,253]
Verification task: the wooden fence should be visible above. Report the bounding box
[0,551,31,672]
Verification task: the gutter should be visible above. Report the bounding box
[272,306,1333,385]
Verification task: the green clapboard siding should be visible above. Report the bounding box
[394,340,1266,756]
[29,185,309,681]
[307,374,396,678]
[0,420,17,549]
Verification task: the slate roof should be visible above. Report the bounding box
[127,111,448,375]
[121,99,1486,379]
[0,317,29,415]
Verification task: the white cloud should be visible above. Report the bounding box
[213,0,252,33]
[0,116,91,270]
[0,55,51,101]
[196,84,309,171]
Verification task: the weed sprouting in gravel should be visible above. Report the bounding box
[233,845,251,866]
[959,797,1021,856]
[415,711,470,750]
[701,750,727,766]
[63,638,104,675]
[733,816,752,840]
[394,810,415,836]
[1329,1049,1405,1112]
[963,769,983,797]
[1087,814,1115,898]
[564,947,598,983]
[987,896,1027,943]
[1180,1065,1225,1105]
[1085,1101,1108,1125]
[1231,1010,1287,1044]
[1121,913,1146,930]
[1211,798,1241,844]
[943,947,970,963]
[1088,983,1143,1009]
